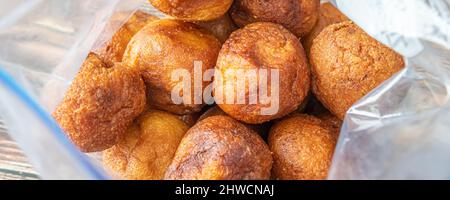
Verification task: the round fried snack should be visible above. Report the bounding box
[123,19,222,115]
[310,21,405,119]
[303,2,349,55]
[103,110,189,180]
[230,0,320,37]
[195,13,237,43]
[53,53,146,152]
[165,116,273,180]
[148,0,233,21]
[94,10,158,67]
[215,22,310,124]
[269,114,338,180]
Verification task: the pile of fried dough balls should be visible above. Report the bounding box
[53,1,404,180]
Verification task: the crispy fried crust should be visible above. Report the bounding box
[269,114,338,180]
[197,106,227,122]
[52,53,146,152]
[177,112,201,127]
[149,0,233,21]
[317,112,342,133]
[231,0,320,37]
[94,10,158,67]
[103,110,189,180]
[165,116,273,180]
[145,103,201,127]
[194,13,237,43]
[215,22,310,124]
[303,2,349,55]
[123,19,222,115]
[310,21,405,119]
[198,106,271,139]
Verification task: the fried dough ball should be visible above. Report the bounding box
[53,53,146,152]
[195,13,237,43]
[148,0,233,21]
[310,21,405,119]
[123,19,222,115]
[215,22,310,124]
[93,10,158,67]
[269,114,338,180]
[165,116,273,180]
[303,2,349,55]
[103,110,189,180]
[198,106,271,139]
[230,0,320,37]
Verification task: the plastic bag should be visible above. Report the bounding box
[0,0,148,179]
[329,0,450,180]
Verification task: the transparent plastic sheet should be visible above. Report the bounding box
[329,0,450,179]
[0,0,448,180]
[0,0,148,179]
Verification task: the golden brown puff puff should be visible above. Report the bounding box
[103,109,189,180]
[302,2,349,55]
[165,116,273,180]
[230,0,320,37]
[123,19,222,115]
[93,10,158,67]
[215,22,310,124]
[148,0,233,21]
[268,114,338,180]
[198,106,271,139]
[310,21,405,120]
[194,13,238,43]
[52,53,146,152]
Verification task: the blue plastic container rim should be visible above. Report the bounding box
[0,67,106,180]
